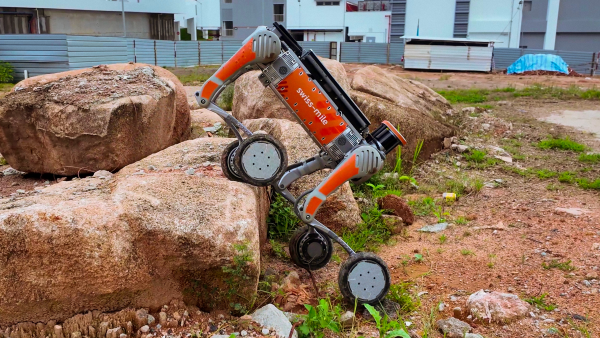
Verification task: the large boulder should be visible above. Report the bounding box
[0,63,191,176]
[351,65,451,119]
[189,108,226,139]
[232,57,350,123]
[351,91,455,165]
[244,118,361,231]
[0,137,268,327]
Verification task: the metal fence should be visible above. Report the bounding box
[493,47,594,74]
[0,34,597,81]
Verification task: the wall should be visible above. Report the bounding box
[556,33,600,53]
[521,0,548,33]
[520,32,545,49]
[221,0,286,40]
[303,31,344,42]
[468,0,522,48]
[404,0,455,38]
[0,0,189,14]
[286,0,345,32]
[44,9,151,38]
[345,11,391,43]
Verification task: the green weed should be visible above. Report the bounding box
[537,137,586,152]
[269,239,288,260]
[363,304,411,338]
[217,84,235,111]
[366,183,385,192]
[267,194,300,240]
[0,61,13,83]
[487,253,497,268]
[455,216,468,225]
[546,183,560,191]
[558,171,576,184]
[461,249,475,256]
[464,149,487,163]
[342,206,392,251]
[536,169,557,179]
[438,234,448,245]
[387,282,421,314]
[524,293,557,311]
[298,299,342,338]
[576,178,600,190]
[579,153,600,163]
[542,259,575,271]
[222,243,254,313]
[436,89,488,103]
[408,196,436,216]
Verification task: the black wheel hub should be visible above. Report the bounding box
[298,231,330,267]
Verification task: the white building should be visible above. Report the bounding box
[0,0,192,40]
[175,0,221,41]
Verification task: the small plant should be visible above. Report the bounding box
[546,183,560,191]
[436,88,488,103]
[0,61,13,83]
[433,206,449,223]
[439,74,451,81]
[438,234,447,245]
[363,304,411,338]
[270,239,289,259]
[366,183,385,192]
[222,242,254,313]
[537,137,586,152]
[524,293,557,311]
[464,149,487,163]
[267,194,300,239]
[576,178,600,190]
[217,84,235,111]
[387,282,421,313]
[298,299,342,338]
[542,259,575,271]
[342,205,392,251]
[413,253,423,262]
[461,249,475,256]
[558,171,576,184]
[455,216,468,225]
[408,196,436,216]
[578,153,600,163]
[536,169,557,179]
[487,253,497,268]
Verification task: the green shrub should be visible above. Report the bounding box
[464,149,487,163]
[537,137,586,152]
[577,178,600,190]
[217,84,235,110]
[536,169,557,179]
[267,194,300,239]
[579,153,600,163]
[0,61,13,83]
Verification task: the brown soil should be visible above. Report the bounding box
[343,63,600,91]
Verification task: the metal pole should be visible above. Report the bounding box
[122,0,127,38]
[592,52,596,77]
[35,8,41,34]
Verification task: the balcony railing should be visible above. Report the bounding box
[274,14,284,22]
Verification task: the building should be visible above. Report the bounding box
[391,0,600,51]
[175,0,222,41]
[0,0,191,40]
[219,0,391,43]
[520,0,600,52]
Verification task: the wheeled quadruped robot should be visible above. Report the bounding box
[195,23,407,305]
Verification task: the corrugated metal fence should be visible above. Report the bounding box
[0,34,596,81]
[493,48,594,74]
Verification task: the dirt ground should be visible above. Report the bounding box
[343,64,600,91]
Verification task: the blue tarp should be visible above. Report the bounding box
[507,54,570,74]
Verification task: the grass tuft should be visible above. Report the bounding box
[542,259,575,271]
[537,137,586,152]
[579,153,600,163]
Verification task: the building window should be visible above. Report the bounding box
[222,21,233,36]
[523,1,532,11]
[316,1,340,6]
[274,4,284,22]
[224,0,232,3]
